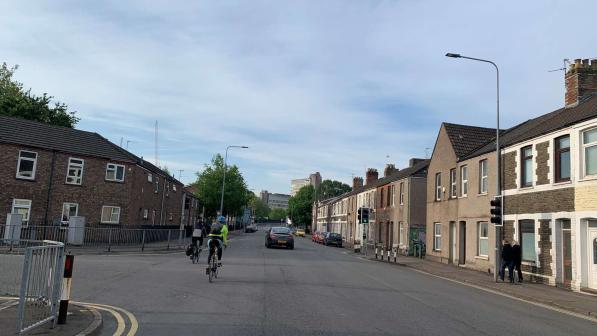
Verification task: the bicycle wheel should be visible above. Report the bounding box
[208,255,214,282]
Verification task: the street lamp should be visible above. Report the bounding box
[446,52,501,282]
[219,145,249,216]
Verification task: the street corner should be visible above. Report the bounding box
[74,302,138,336]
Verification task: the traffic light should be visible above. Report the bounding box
[357,208,362,223]
[490,197,502,225]
[362,208,370,224]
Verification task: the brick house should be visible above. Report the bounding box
[0,116,198,227]
[427,58,597,293]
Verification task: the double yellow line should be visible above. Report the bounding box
[76,301,139,336]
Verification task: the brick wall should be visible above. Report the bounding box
[502,152,517,190]
[504,188,574,214]
[535,141,550,185]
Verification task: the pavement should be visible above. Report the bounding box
[61,226,597,335]
[362,252,597,320]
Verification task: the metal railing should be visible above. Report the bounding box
[1,239,65,334]
[0,225,191,253]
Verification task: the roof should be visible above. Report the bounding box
[317,159,430,205]
[443,123,499,160]
[0,115,135,163]
[0,115,182,183]
[462,95,597,160]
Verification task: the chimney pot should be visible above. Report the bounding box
[565,57,597,107]
[384,164,397,177]
[352,177,364,190]
[365,168,379,185]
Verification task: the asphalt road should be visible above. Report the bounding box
[71,227,597,336]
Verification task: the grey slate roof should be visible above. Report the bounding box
[443,123,499,160]
[462,95,597,160]
[0,115,182,183]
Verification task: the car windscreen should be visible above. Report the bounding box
[271,227,291,234]
[329,233,341,238]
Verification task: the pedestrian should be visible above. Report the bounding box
[512,240,523,283]
[499,239,514,283]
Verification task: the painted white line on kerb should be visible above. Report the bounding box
[409,268,597,324]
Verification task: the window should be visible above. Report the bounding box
[460,165,468,196]
[519,220,536,262]
[435,173,441,201]
[101,206,121,224]
[479,160,488,194]
[173,184,177,192]
[16,150,38,180]
[478,222,488,257]
[582,128,597,177]
[399,222,405,245]
[166,183,170,197]
[391,185,395,206]
[554,135,570,182]
[66,158,84,185]
[12,199,32,225]
[386,186,391,207]
[380,188,384,208]
[155,177,159,193]
[147,174,153,183]
[434,223,441,251]
[143,209,149,219]
[399,182,404,205]
[521,146,533,187]
[106,163,125,182]
[61,203,79,224]
[449,169,456,198]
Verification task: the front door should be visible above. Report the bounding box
[589,229,597,289]
[459,221,466,265]
[561,220,572,286]
[388,222,394,250]
[449,222,456,264]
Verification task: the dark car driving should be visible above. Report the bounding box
[265,227,294,249]
[323,232,343,247]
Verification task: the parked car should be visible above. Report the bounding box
[323,232,343,247]
[295,229,305,237]
[265,227,294,249]
[315,231,327,244]
[245,224,258,233]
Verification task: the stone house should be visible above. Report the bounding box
[0,116,197,227]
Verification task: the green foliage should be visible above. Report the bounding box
[161,166,172,176]
[269,208,287,221]
[192,154,250,218]
[0,62,79,127]
[316,179,351,200]
[249,193,270,219]
[288,185,314,227]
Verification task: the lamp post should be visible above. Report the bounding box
[446,53,501,282]
[219,145,249,217]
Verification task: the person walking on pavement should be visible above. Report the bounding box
[512,240,523,283]
[499,239,514,283]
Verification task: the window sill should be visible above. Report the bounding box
[475,255,489,260]
[105,179,125,184]
[522,260,536,266]
[65,182,83,187]
[15,177,36,182]
[552,180,571,186]
[578,176,597,183]
[477,192,488,197]
[519,185,534,190]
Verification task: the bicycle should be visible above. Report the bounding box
[206,244,219,282]
[191,244,201,264]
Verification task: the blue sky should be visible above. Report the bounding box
[2,1,596,194]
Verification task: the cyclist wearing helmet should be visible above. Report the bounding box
[207,216,228,268]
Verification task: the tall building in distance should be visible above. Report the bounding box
[290,172,322,196]
[260,190,290,209]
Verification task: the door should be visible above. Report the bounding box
[449,222,456,264]
[459,221,466,265]
[589,229,597,289]
[388,222,394,250]
[561,220,572,286]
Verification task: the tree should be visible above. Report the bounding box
[192,154,250,218]
[288,185,314,228]
[316,180,351,200]
[249,193,270,220]
[0,62,79,127]
[269,208,287,221]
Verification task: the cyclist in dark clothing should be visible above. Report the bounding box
[499,240,514,283]
[512,240,523,283]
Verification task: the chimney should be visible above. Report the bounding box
[365,168,378,185]
[384,164,397,177]
[565,58,597,107]
[352,177,363,190]
[409,158,426,167]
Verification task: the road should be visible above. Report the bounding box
[72,226,597,336]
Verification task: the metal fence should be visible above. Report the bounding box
[1,239,65,334]
[0,225,191,253]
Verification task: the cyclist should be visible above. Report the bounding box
[190,219,205,259]
[207,216,228,270]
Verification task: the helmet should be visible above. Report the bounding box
[217,216,226,223]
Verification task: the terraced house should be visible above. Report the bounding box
[427,58,597,293]
[0,116,199,228]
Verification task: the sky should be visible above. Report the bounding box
[2,1,596,194]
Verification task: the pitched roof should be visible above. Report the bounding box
[317,159,430,205]
[0,115,181,183]
[443,123,499,160]
[462,95,597,160]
